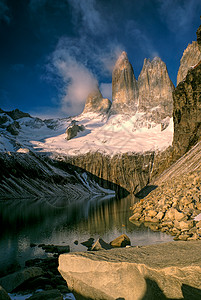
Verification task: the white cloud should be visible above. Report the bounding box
[51,41,98,116]
[44,0,125,116]
[158,0,201,33]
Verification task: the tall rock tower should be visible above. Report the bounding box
[138,57,174,123]
[110,51,138,115]
[177,41,201,85]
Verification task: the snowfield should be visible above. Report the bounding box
[0,111,173,156]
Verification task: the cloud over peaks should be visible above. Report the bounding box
[51,38,98,116]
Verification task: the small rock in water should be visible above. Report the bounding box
[91,238,112,251]
[74,240,78,245]
[110,234,131,248]
[40,244,70,254]
[30,243,37,248]
[81,238,94,249]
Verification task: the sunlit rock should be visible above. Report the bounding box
[110,51,138,115]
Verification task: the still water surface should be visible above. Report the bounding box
[0,194,173,275]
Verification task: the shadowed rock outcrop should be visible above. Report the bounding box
[110,51,138,115]
[173,63,201,160]
[66,120,85,140]
[196,24,201,53]
[177,41,201,85]
[138,57,174,124]
[63,151,155,194]
[83,87,111,114]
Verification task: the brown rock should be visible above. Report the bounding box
[179,220,194,231]
[110,234,131,248]
[148,210,157,218]
[91,238,112,251]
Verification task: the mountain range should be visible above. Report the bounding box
[0,24,201,198]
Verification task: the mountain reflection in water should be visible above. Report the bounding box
[0,193,173,274]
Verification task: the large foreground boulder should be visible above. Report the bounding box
[59,241,201,300]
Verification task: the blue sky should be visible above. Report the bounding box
[0,0,201,118]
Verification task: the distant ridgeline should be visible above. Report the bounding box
[0,23,201,196]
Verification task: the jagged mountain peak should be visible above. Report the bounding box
[177,41,201,85]
[112,51,135,74]
[141,57,166,72]
[110,51,138,115]
[138,55,174,123]
[83,86,111,114]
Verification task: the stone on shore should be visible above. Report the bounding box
[110,234,131,248]
[59,241,201,300]
[91,238,112,251]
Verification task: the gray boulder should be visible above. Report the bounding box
[66,120,85,140]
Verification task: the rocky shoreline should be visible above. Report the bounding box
[0,244,72,300]
[0,235,131,299]
[130,161,201,241]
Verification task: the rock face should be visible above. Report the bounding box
[83,87,111,114]
[138,57,174,124]
[196,24,201,53]
[130,141,201,240]
[110,51,138,115]
[177,41,201,85]
[173,63,201,160]
[64,151,155,194]
[59,241,201,300]
[0,151,115,199]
